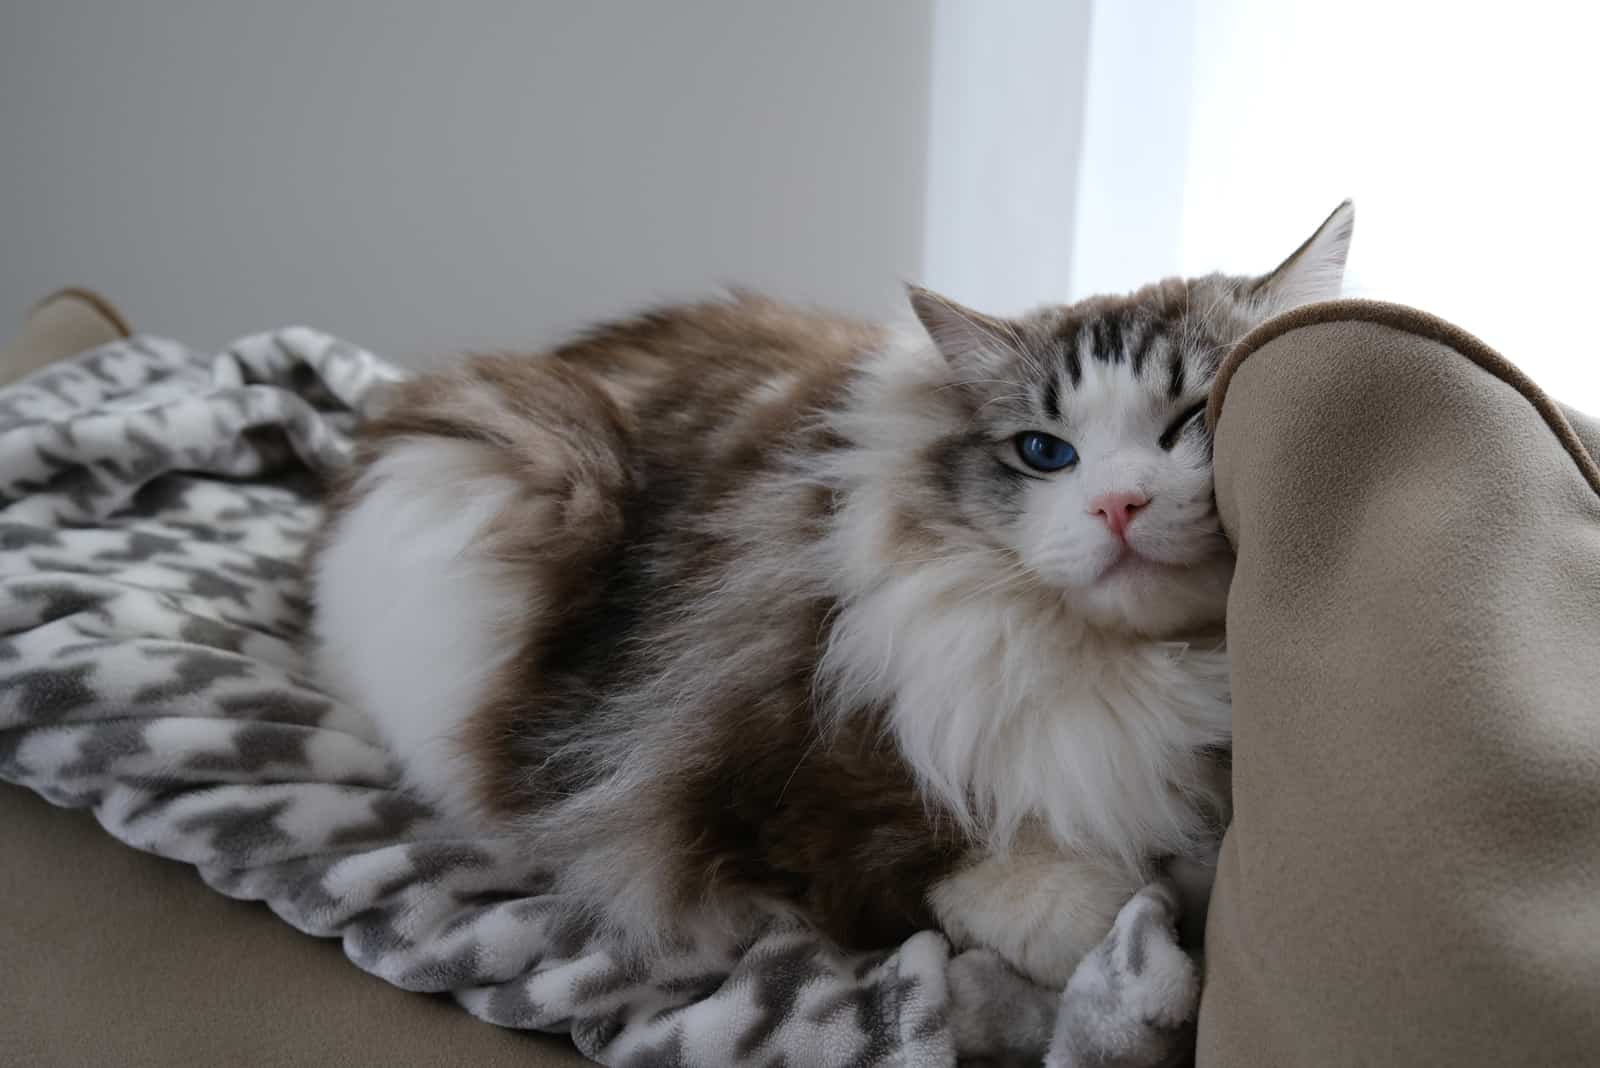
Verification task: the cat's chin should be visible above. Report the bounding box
[1100,550,1177,581]
[1074,553,1233,637]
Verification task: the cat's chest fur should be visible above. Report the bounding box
[820,560,1232,862]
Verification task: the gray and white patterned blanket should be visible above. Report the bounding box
[0,330,1199,1067]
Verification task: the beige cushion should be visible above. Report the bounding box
[0,786,588,1067]
[0,287,132,384]
[1199,301,1600,1066]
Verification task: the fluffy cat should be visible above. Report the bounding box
[311,202,1353,986]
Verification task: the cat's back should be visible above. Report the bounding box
[311,294,881,818]
[543,292,881,452]
[553,291,879,376]
[498,290,874,406]
[338,293,880,508]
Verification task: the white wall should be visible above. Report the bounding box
[1068,2,1193,300]
[0,1,937,365]
[921,0,1092,315]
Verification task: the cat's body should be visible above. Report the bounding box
[312,204,1352,985]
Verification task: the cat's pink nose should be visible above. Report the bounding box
[1088,492,1149,539]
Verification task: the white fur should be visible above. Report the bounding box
[820,547,1231,856]
[312,439,526,820]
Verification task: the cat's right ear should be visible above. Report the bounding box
[907,285,1020,377]
[1253,200,1355,313]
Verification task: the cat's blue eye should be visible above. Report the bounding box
[1014,431,1078,472]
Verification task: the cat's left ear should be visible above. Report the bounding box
[1254,200,1355,313]
[907,285,1022,376]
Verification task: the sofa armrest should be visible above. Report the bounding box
[1200,301,1600,1065]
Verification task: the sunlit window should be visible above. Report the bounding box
[1073,1,1600,407]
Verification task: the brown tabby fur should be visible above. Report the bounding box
[326,296,966,945]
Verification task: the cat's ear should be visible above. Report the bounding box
[1254,200,1355,313]
[907,285,1021,375]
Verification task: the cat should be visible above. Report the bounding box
[311,202,1353,987]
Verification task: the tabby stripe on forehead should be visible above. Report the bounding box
[1167,348,1186,400]
[1101,313,1125,366]
[1125,319,1155,376]
[1060,335,1082,387]
[1041,373,1061,422]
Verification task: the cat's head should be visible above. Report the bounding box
[895,201,1354,637]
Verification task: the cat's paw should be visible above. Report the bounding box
[945,946,1057,1064]
[1046,879,1199,1068]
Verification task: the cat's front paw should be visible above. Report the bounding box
[1046,879,1199,1068]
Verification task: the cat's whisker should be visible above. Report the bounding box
[889,547,1019,568]
[936,377,1026,393]
[944,562,1042,607]
[974,393,1033,416]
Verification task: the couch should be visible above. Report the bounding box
[5,290,1598,1066]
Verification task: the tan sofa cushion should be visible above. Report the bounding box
[1199,301,1600,1066]
[0,786,587,1067]
[2,287,132,379]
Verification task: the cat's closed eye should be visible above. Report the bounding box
[1158,402,1208,451]
[1014,431,1078,472]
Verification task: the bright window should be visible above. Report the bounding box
[1073,1,1600,407]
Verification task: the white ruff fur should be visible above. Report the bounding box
[821,558,1231,857]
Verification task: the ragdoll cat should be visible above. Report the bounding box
[312,202,1353,987]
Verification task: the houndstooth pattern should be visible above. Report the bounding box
[0,329,1199,1067]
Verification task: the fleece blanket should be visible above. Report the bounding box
[0,329,1197,1067]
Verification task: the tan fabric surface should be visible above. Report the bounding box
[2,287,132,379]
[1200,301,1600,1066]
[1560,403,1600,467]
[0,787,591,1067]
